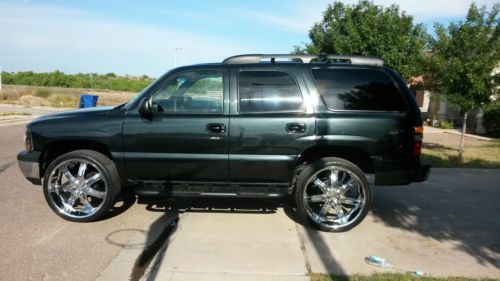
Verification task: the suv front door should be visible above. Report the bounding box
[228,66,315,184]
[123,68,229,181]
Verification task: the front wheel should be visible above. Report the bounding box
[294,157,372,232]
[42,150,121,222]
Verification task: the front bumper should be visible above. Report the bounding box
[17,151,41,185]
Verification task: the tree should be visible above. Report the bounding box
[294,0,427,80]
[423,3,499,161]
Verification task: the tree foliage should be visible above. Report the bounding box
[423,3,499,158]
[423,3,500,114]
[294,0,427,79]
[1,71,154,92]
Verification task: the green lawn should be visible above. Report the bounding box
[421,139,500,168]
[421,129,500,168]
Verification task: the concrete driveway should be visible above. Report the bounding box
[99,169,500,281]
[0,122,499,281]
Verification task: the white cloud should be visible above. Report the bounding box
[241,10,311,33]
[244,0,498,34]
[1,0,497,75]
[374,0,497,19]
[0,2,256,76]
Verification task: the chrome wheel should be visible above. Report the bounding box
[47,159,107,219]
[302,166,367,230]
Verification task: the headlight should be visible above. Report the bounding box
[24,128,33,152]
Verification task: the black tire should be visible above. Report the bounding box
[294,157,372,232]
[42,149,121,222]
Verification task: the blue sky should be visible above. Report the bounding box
[0,0,497,77]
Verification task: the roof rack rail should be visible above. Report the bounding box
[222,54,384,66]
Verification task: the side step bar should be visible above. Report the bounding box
[133,180,289,198]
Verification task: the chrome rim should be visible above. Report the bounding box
[302,166,366,229]
[47,159,107,218]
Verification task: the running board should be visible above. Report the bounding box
[132,180,289,198]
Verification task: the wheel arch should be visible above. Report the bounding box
[39,140,112,178]
[296,145,374,174]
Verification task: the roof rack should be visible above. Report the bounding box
[222,54,384,66]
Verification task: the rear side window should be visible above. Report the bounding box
[311,68,407,111]
[238,71,305,113]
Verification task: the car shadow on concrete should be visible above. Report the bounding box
[132,196,346,280]
[141,196,280,214]
[370,170,500,269]
[283,201,347,276]
[130,212,179,281]
[100,188,137,221]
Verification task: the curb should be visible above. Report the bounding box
[0,116,38,127]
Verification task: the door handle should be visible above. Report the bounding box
[286,123,306,133]
[206,123,226,133]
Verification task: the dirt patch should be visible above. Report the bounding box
[16,95,50,107]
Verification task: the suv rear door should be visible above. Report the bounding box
[228,65,316,184]
[307,66,419,184]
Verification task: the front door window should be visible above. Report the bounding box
[152,70,223,114]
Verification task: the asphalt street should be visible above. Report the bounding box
[0,123,168,281]
[0,120,499,281]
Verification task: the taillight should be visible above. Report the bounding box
[413,126,423,156]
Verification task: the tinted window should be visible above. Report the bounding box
[152,70,223,113]
[311,68,407,111]
[238,71,304,113]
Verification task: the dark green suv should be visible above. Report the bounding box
[17,54,430,232]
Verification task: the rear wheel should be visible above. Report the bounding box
[294,157,372,232]
[42,150,120,222]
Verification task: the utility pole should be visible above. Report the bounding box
[89,73,94,93]
[174,48,182,68]
[0,65,2,92]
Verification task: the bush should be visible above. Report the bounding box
[2,71,153,92]
[483,109,500,137]
[48,94,79,108]
[35,88,51,98]
[436,120,454,129]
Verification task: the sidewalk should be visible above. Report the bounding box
[424,125,493,141]
[98,168,500,281]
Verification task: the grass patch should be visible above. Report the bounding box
[35,88,51,98]
[311,273,500,281]
[421,139,500,168]
[48,93,80,108]
[0,112,32,116]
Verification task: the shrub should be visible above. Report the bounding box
[35,88,51,98]
[483,109,500,137]
[48,94,79,108]
[436,120,454,129]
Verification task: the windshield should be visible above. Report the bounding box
[121,73,168,109]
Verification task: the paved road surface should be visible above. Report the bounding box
[0,123,499,281]
[0,124,166,281]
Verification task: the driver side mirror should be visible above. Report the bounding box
[138,96,153,119]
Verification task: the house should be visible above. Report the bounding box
[408,75,485,134]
